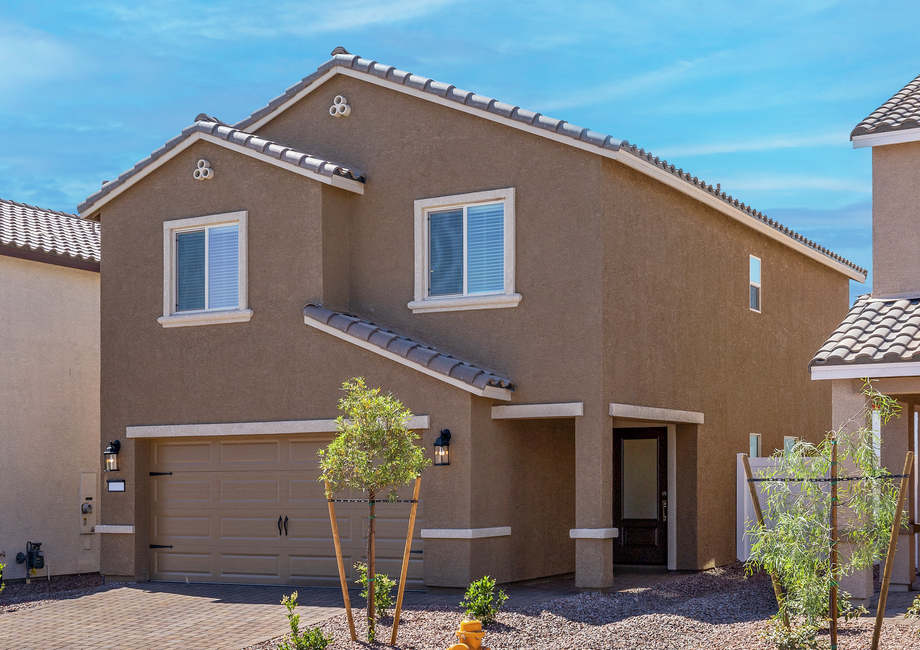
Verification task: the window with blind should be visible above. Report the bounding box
[159,210,251,328]
[411,188,520,313]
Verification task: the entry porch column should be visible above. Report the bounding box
[573,405,614,589]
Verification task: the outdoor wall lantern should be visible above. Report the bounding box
[103,440,121,472]
[434,429,451,466]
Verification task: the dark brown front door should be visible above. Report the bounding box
[612,427,667,565]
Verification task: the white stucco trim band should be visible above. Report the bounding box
[95,525,134,534]
[158,309,253,328]
[421,527,511,539]
[491,402,583,419]
[810,362,920,381]
[127,416,430,438]
[569,528,618,539]
[304,315,513,401]
[609,403,704,424]
[852,129,920,149]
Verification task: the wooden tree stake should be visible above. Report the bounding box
[830,434,838,649]
[871,451,914,650]
[391,477,422,645]
[741,454,789,628]
[326,481,357,642]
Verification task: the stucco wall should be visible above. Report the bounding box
[872,140,920,296]
[0,254,100,580]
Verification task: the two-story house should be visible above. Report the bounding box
[81,48,862,590]
[811,74,920,601]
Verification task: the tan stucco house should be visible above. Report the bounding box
[0,198,101,581]
[80,48,863,589]
[811,74,920,601]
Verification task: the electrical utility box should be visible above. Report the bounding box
[80,472,96,534]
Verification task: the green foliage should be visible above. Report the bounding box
[907,594,920,637]
[355,562,396,614]
[318,377,430,500]
[460,575,508,625]
[278,592,332,650]
[0,562,4,594]
[745,380,904,648]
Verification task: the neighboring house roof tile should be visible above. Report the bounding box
[810,295,920,367]
[78,116,366,215]
[851,73,920,137]
[303,303,514,395]
[231,51,865,279]
[0,197,101,263]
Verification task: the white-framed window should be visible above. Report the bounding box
[783,436,798,455]
[157,210,252,328]
[750,255,761,312]
[749,433,761,458]
[409,188,521,314]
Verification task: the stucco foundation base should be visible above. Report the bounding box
[574,538,613,589]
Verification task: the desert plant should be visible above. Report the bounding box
[907,594,920,637]
[745,380,905,649]
[0,562,4,594]
[460,575,508,625]
[278,592,332,650]
[318,378,430,641]
[355,562,396,614]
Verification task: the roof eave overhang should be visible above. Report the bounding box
[244,65,864,282]
[810,360,920,380]
[303,314,513,401]
[852,127,920,149]
[79,130,364,220]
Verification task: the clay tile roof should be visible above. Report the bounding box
[78,117,365,215]
[1,197,100,263]
[231,51,865,279]
[303,303,513,394]
[851,73,920,138]
[810,294,920,367]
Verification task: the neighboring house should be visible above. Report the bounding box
[80,48,862,590]
[811,74,920,601]
[0,198,101,581]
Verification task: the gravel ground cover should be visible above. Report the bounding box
[0,572,115,614]
[245,565,919,650]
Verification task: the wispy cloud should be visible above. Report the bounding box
[654,131,847,157]
[721,174,871,193]
[0,24,85,95]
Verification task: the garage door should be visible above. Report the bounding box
[148,435,424,587]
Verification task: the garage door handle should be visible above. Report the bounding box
[283,516,289,536]
[277,516,283,536]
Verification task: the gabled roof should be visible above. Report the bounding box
[811,294,920,368]
[1,197,100,271]
[303,303,513,400]
[851,73,920,138]
[231,50,865,280]
[78,116,366,217]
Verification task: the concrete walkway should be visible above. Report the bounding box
[0,571,686,650]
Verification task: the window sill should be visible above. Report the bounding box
[157,308,253,328]
[408,293,522,314]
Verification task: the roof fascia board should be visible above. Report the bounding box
[810,362,920,381]
[491,402,583,419]
[80,130,363,218]
[852,129,920,149]
[303,315,513,401]
[127,416,430,438]
[245,66,862,281]
[0,243,100,272]
[615,153,866,281]
[609,402,704,425]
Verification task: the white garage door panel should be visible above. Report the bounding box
[149,436,424,587]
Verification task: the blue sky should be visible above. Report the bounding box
[2,1,917,300]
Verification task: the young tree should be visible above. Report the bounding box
[318,378,429,641]
[746,381,904,649]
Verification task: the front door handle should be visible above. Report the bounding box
[661,498,668,522]
[277,516,283,536]
[283,516,289,536]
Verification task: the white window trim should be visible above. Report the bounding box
[409,188,520,314]
[158,210,251,328]
[750,254,762,313]
[749,433,762,458]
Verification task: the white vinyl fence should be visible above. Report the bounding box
[736,453,780,562]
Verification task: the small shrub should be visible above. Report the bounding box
[0,562,4,594]
[355,562,396,613]
[761,620,822,650]
[460,575,508,625]
[908,595,920,637]
[278,592,332,650]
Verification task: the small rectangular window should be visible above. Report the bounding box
[783,436,798,455]
[428,203,504,297]
[175,224,239,312]
[750,255,761,312]
[749,434,761,458]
